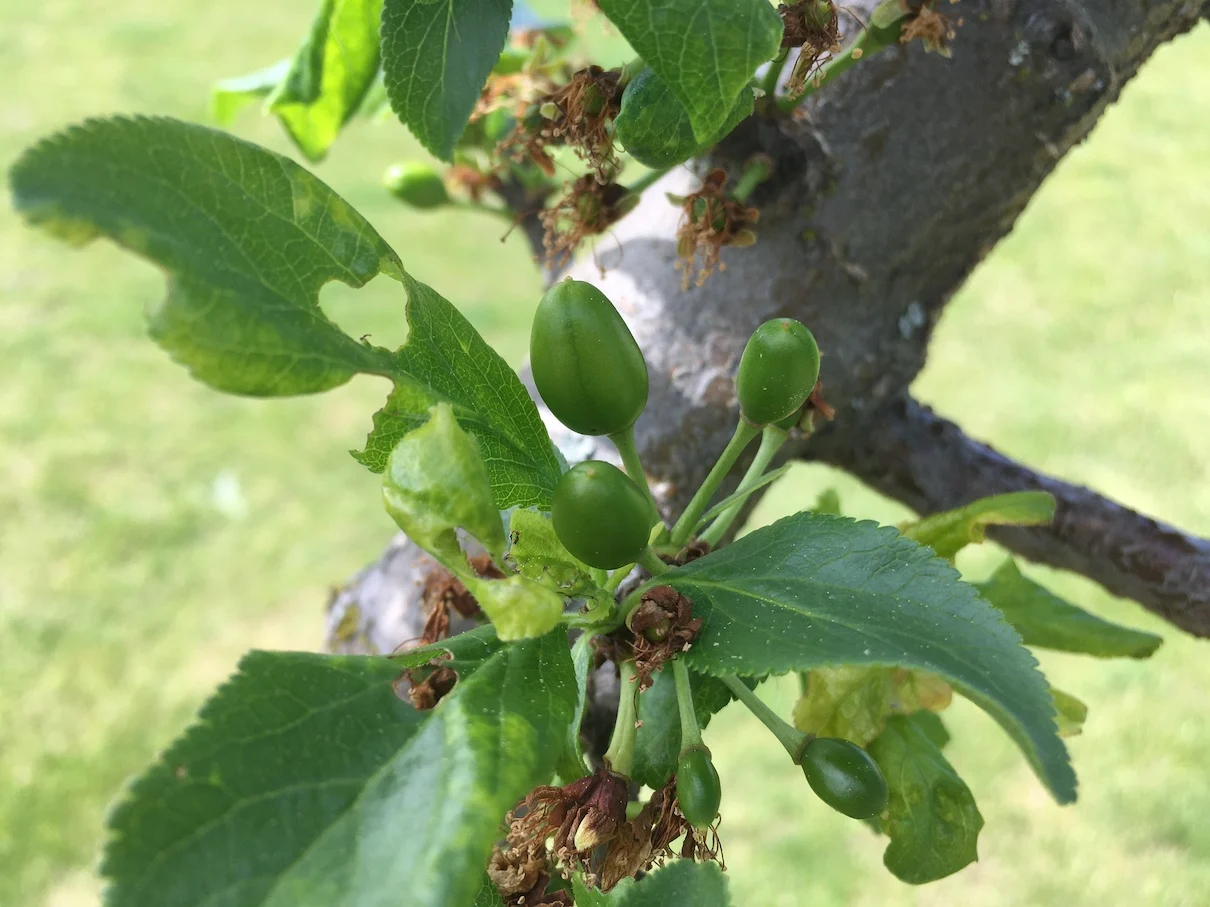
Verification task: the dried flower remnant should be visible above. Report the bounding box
[674,169,760,289]
[540,175,634,267]
[543,66,624,178]
[780,0,842,94]
[900,1,962,56]
[626,586,703,691]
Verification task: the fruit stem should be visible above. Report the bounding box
[758,48,790,98]
[604,660,641,775]
[720,675,810,762]
[637,547,670,577]
[673,658,703,750]
[609,427,660,513]
[776,22,901,114]
[699,423,789,546]
[669,420,761,546]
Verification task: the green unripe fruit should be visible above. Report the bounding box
[800,737,889,820]
[676,745,722,829]
[383,162,449,210]
[735,318,821,426]
[551,461,656,569]
[530,279,649,436]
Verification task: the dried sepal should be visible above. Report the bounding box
[780,0,842,94]
[540,175,634,268]
[674,169,760,289]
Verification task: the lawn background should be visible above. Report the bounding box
[1,3,1208,905]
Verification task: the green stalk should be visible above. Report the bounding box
[604,660,641,775]
[720,675,810,761]
[609,427,659,512]
[699,424,789,546]
[759,48,790,98]
[669,420,761,546]
[626,167,672,197]
[776,23,902,114]
[730,156,773,203]
[637,547,670,577]
[604,563,636,593]
[673,658,702,750]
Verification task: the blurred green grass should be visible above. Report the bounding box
[1,2,1207,905]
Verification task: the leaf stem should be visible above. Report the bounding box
[776,23,902,114]
[669,420,761,546]
[609,427,659,512]
[720,675,810,762]
[604,660,641,775]
[673,658,703,750]
[699,424,789,546]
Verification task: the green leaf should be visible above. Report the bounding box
[667,511,1077,803]
[103,634,577,907]
[792,666,952,748]
[615,68,753,169]
[473,877,508,906]
[507,509,595,595]
[267,0,385,161]
[869,714,984,884]
[211,59,292,125]
[382,0,513,160]
[561,633,596,779]
[596,0,781,142]
[1051,687,1088,738]
[10,116,562,509]
[392,623,504,671]
[352,273,563,509]
[900,491,1056,560]
[870,0,911,28]
[976,559,1163,658]
[384,402,508,559]
[632,667,743,789]
[910,710,951,749]
[573,860,730,906]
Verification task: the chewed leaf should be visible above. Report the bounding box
[901,491,1056,560]
[667,511,1077,803]
[11,116,562,508]
[10,115,401,396]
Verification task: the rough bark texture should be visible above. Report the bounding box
[327,0,1210,660]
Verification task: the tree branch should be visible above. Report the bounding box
[811,396,1210,636]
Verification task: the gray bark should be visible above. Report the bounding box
[327,0,1210,656]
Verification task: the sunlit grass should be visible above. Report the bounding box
[1,2,1207,904]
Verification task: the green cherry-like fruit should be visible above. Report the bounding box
[530,279,649,436]
[735,318,821,426]
[383,162,450,210]
[551,460,656,569]
[800,737,889,820]
[676,745,722,829]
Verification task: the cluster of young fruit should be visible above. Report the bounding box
[528,277,889,828]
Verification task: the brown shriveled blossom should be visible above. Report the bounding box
[779,0,841,94]
[495,771,722,894]
[625,586,703,691]
[540,174,634,268]
[674,169,759,289]
[900,1,961,56]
